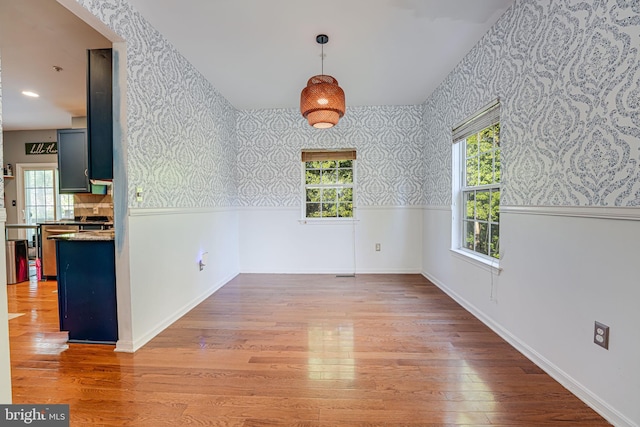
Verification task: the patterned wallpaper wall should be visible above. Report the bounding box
[75,0,238,208]
[236,106,425,207]
[423,0,640,207]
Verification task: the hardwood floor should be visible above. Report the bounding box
[7,274,610,426]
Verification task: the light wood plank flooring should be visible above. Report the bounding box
[7,274,610,426]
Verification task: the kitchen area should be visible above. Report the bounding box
[3,44,118,344]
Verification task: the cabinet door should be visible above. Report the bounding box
[57,128,90,193]
[56,240,117,343]
[87,48,113,180]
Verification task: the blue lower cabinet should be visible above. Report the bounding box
[55,240,117,343]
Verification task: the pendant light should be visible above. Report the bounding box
[300,34,345,128]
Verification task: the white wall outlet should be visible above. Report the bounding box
[135,187,143,202]
[199,252,209,271]
[375,243,381,251]
[594,321,609,350]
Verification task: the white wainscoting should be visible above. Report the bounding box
[0,209,12,403]
[238,206,423,274]
[422,206,640,427]
[124,207,240,351]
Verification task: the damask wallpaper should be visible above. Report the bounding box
[75,0,238,208]
[236,106,425,207]
[423,0,640,207]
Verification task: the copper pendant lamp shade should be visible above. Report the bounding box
[300,35,345,128]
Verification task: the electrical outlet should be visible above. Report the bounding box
[375,243,381,251]
[594,321,609,349]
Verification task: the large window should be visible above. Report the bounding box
[16,164,74,242]
[302,149,355,218]
[453,101,500,260]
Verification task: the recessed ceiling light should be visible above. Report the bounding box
[22,91,40,98]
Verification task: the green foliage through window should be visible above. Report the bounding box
[462,123,500,259]
[305,160,354,218]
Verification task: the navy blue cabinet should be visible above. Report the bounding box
[57,128,90,193]
[87,48,113,180]
[55,239,117,343]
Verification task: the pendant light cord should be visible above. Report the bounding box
[321,43,324,76]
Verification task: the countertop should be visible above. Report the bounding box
[48,230,115,241]
[40,220,113,226]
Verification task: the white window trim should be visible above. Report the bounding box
[451,117,501,272]
[300,159,357,221]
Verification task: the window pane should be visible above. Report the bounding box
[494,124,500,147]
[490,190,500,222]
[321,169,337,184]
[338,202,353,218]
[466,134,478,157]
[479,152,494,185]
[495,149,501,183]
[464,191,475,220]
[338,169,353,184]
[25,208,36,224]
[35,170,45,187]
[24,171,33,187]
[306,161,322,169]
[479,127,494,152]
[338,188,353,202]
[306,203,320,218]
[476,190,490,221]
[35,188,46,205]
[44,170,54,187]
[35,206,45,223]
[321,160,336,169]
[305,169,320,185]
[466,158,478,186]
[306,188,320,202]
[323,188,337,202]
[338,160,352,168]
[464,221,475,250]
[490,224,500,259]
[321,203,337,217]
[476,222,489,255]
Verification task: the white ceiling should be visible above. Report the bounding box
[0,0,514,131]
[0,0,111,131]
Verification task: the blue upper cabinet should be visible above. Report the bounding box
[87,48,113,180]
[58,128,90,193]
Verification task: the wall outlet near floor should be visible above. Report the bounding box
[375,243,381,251]
[594,321,609,349]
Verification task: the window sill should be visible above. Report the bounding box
[298,218,358,225]
[450,248,501,274]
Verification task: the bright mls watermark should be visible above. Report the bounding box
[0,405,69,426]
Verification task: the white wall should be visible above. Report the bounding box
[239,206,422,274]
[123,208,239,351]
[0,213,11,403]
[0,51,12,404]
[423,207,640,426]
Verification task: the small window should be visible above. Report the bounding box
[302,149,355,218]
[453,101,500,260]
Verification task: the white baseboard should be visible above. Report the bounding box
[120,271,239,353]
[238,268,422,274]
[421,269,636,427]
